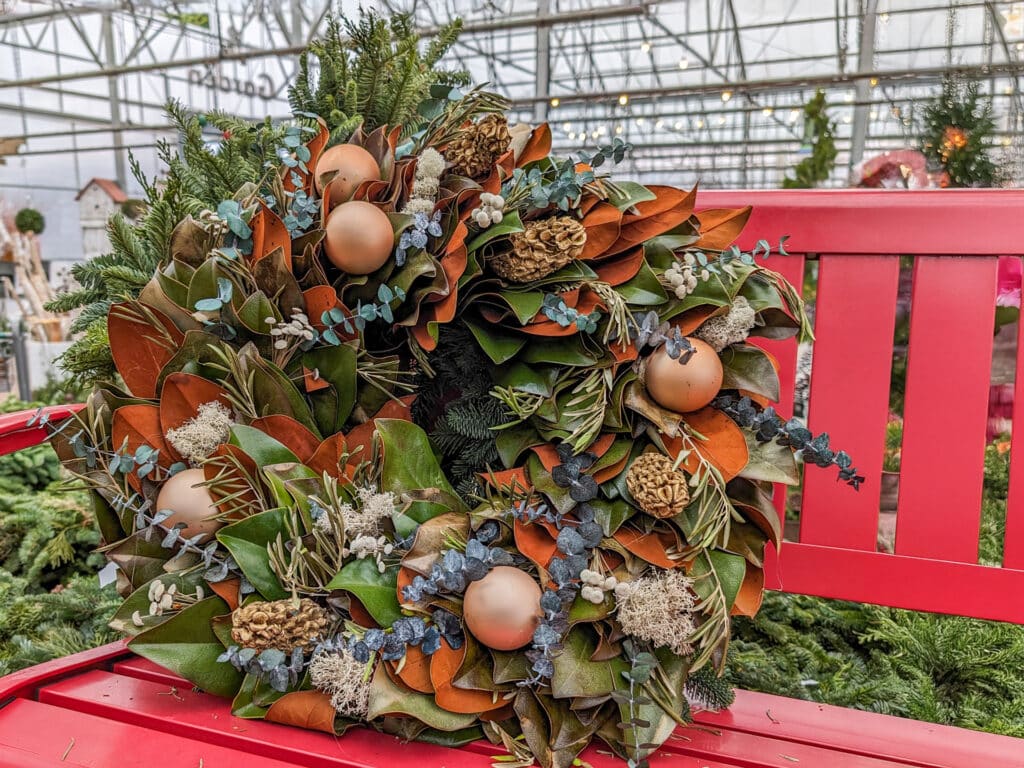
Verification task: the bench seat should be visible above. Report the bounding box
[1,643,1019,768]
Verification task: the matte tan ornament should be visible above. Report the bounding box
[644,337,723,413]
[231,598,330,651]
[462,566,543,651]
[626,452,690,518]
[155,468,222,541]
[490,216,587,283]
[323,201,394,275]
[314,144,381,206]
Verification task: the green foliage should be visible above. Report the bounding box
[14,207,44,235]
[412,323,512,499]
[882,419,902,472]
[729,442,1024,737]
[782,90,837,189]
[288,10,468,142]
[919,77,1002,188]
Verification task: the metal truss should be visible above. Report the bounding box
[2,0,1024,193]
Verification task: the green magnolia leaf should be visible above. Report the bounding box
[99,527,174,590]
[692,549,746,610]
[492,650,534,684]
[237,291,280,334]
[495,290,546,325]
[604,181,657,211]
[367,663,478,730]
[217,509,289,600]
[616,648,689,762]
[720,344,780,402]
[495,423,542,467]
[739,431,800,484]
[232,672,286,719]
[109,570,207,636]
[616,260,668,306]
[229,425,300,466]
[128,596,242,699]
[326,559,401,626]
[551,628,628,699]
[464,317,527,364]
[262,462,320,518]
[567,594,614,625]
[377,419,462,520]
[467,210,525,252]
[185,258,221,311]
[589,499,632,536]
[519,337,598,367]
[303,344,358,435]
[494,363,558,397]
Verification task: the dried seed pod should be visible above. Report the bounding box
[447,114,511,179]
[625,452,691,518]
[490,216,587,282]
[230,598,330,651]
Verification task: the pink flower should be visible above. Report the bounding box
[997,256,1022,308]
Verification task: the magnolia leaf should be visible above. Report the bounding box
[216,509,288,600]
[109,570,206,636]
[464,317,527,364]
[551,628,629,699]
[326,559,401,627]
[302,344,358,434]
[128,596,242,698]
[604,181,657,211]
[720,345,780,403]
[265,690,337,734]
[228,425,300,467]
[367,663,478,731]
[738,431,801,485]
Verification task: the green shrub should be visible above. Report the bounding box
[13,208,44,235]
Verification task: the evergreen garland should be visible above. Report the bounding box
[782,90,837,189]
[289,12,468,143]
[919,77,1002,187]
[411,323,512,499]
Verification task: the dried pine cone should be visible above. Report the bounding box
[231,598,330,651]
[448,114,511,179]
[626,453,690,518]
[491,216,587,283]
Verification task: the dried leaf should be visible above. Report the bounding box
[671,407,750,482]
[392,644,435,694]
[580,202,622,260]
[731,562,766,617]
[208,577,240,611]
[109,302,185,400]
[265,690,336,734]
[612,526,680,569]
[249,415,321,463]
[431,640,507,714]
[250,202,292,267]
[513,516,560,574]
[517,123,553,167]
[159,372,231,436]
[695,206,752,251]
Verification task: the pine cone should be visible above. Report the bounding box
[626,453,690,518]
[448,114,511,179]
[231,598,330,651]
[491,216,587,283]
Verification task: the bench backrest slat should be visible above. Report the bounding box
[801,253,900,551]
[895,255,998,562]
[699,190,1024,624]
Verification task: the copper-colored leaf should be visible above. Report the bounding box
[159,372,231,436]
[344,396,415,464]
[108,302,184,400]
[580,202,622,260]
[695,206,753,251]
[112,404,173,465]
[250,415,321,463]
[513,517,559,574]
[481,467,531,492]
[530,433,614,473]
[392,644,434,694]
[606,185,696,256]
[516,123,552,167]
[265,690,336,734]
[250,202,292,267]
[612,526,680,569]
[208,577,240,611]
[593,247,645,286]
[730,562,766,617]
[307,433,354,480]
[673,307,721,336]
[430,640,506,714]
[348,595,379,628]
[668,407,749,482]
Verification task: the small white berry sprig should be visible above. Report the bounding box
[472,192,505,228]
[579,568,618,604]
[664,253,711,300]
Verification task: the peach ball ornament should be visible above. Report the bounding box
[314,144,381,206]
[155,468,222,541]
[323,201,395,275]
[462,566,544,651]
[644,337,724,413]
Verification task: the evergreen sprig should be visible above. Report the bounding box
[782,90,837,189]
[919,77,1002,188]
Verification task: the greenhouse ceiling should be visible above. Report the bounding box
[1,0,1022,193]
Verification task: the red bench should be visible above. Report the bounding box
[2,190,1023,767]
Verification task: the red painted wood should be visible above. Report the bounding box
[110,656,189,687]
[697,189,1024,255]
[1004,280,1024,569]
[693,688,1024,768]
[895,256,998,561]
[0,640,125,701]
[763,542,1024,623]
[800,254,900,550]
[0,699,298,768]
[0,405,82,457]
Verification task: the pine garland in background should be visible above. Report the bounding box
[289,11,468,143]
[782,90,837,188]
[919,77,1002,187]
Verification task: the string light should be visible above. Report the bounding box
[718,115,727,125]
[678,57,689,70]
[655,119,665,128]
[640,40,651,53]
[762,106,774,116]
[591,129,600,139]
[721,90,733,101]
[550,97,560,108]
[562,122,571,131]
[870,77,879,87]
[673,120,683,129]
[696,119,705,128]
[568,131,576,140]
[636,117,646,125]
[789,109,800,122]
[618,94,629,106]
[614,124,624,135]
